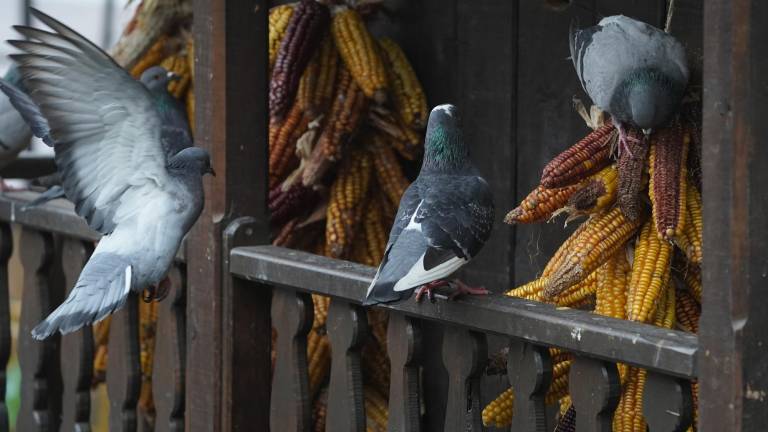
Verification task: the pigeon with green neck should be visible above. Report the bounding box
[363,104,495,305]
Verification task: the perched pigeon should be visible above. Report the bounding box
[0,66,33,172]
[570,15,689,149]
[363,104,494,306]
[0,8,214,339]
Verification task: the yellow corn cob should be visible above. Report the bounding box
[546,372,571,404]
[160,54,192,99]
[566,165,618,217]
[683,264,702,303]
[129,36,168,78]
[378,37,428,130]
[676,286,700,333]
[482,387,514,428]
[504,184,581,224]
[308,329,331,397]
[186,36,195,81]
[594,249,630,319]
[269,4,295,70]
[660,282,676,329]
[297,49,320,115]
[613,366,648,432]
[559,395,572,417]
[350,224,376,266]
[138,299,159,418]
[186,86,195,135]
[545,207,643,299]
[552,271,598,307]
[312,294,330,329]
[370,133,410,207]
[675,182,703,265]
[325,148,372,258]
[364,199,388,265]
[506,277,548,299]
[298,36,337,116]
[313,387,328,432]
[626,221,673,323]
[364,385,389,432]
[649,124,689,240]
[331,6,388,102]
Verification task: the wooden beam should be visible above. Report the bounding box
[187,0,270,430]
[700,0,768,430]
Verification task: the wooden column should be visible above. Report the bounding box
[188,0,270,430]
[700,0,768,430]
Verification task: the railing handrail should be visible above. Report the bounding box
[230,245,699,379]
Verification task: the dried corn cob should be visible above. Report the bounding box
[302,140,333,186]
[308,329,331,397]
[482,387,514,428]
[313,387,328,432]
[351,225,377,266]
[269,183,316,228]
[379,37,428,129]
[566,165,618,217]
[370,134,410,207]
[364,199,388,264]
[269,4,295,70]
[553,271,598,307]
[682,264,702,303]
[649,122,689,240]
[129,35,168,78]
[313,294,330,328]
[675,181,702,264]
[270,0,330,120]
[138,299,159,419]
[368,107,422,160]
[544,207,643,299]
[364,386,389,432]
[317,67,367,162]
[506,277,548,299]
[626,221,673,323]
[297,47,320,114]
[505,183,582,224]
[186,36,194,81]
[594,249,630,319]
[676,285,700,333]
[617,128,649,222]
[331,6,388,102]
[160,53,191,99]
[554,404,576,432]
[298,36,337,116]
[325,148,372,258]
[613,366,648,432]
[540,123,615,188]
[186,85,195,135]
[269,103,310,187]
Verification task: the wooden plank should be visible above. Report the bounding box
[187,0,270,429]
[700,0,768,430]
[106,294,141,432]
[442,327,486,432]
[386,313,422,432]
[509,340,552,432]
[0,224,11,432]
[643,372,693,432]
[568,357,620,432]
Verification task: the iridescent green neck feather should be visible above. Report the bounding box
[423,123,468,172]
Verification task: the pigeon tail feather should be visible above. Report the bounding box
[31,253,132,339]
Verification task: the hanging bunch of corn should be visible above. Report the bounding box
[494,102,703,428]
[267,2,428,429]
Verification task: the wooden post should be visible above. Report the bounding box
[700,0,768,430]
[188,0,270,430]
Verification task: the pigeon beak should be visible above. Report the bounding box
[167,71,181,82]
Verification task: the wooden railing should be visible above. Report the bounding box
[0,192,186,432]
[227,242,698,431]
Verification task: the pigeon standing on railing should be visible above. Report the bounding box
[569,15,689,152]
[0,8,214,340]
[363,104,495,306]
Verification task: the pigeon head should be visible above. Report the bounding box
[168,147,216,177]
[423,104,468,172]
[140,66,179,92]
[624,68,684,131]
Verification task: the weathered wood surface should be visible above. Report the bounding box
[569,357,620,432]
[106,294,141,432]
[643,371,693,432]
[442,327,486,432]
[509,340,552,432]
[700,0,768,431]
[187,0,270,429]
[386,313,422,432]
[0,224,11,432]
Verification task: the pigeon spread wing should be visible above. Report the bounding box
[7,9,168,234]
[0,78,53,145]
[365,175,494,304]
[571,15,688,111]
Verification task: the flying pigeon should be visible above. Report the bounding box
[10,65,193,208]
[363,104,494,306]
[0,66,33,183]
[569,15,689,151]
[0,8,214,340]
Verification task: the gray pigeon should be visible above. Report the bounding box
[363,104,494,306]
[0,8,214,339]
[0,66,33,170]
[570,15,689,149]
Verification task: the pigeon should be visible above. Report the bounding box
[0,66,33,182]
[569,15,689,151]
[0,8,214,340]
[363,104,494,306]
[9,65,193,208]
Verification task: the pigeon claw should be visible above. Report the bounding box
[414,280,450,303]
[141,276,171,303]
[447,279,490,300]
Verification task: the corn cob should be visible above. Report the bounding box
[160,54,191,99]
[594,249,630,319]
[676,285,700,333]
[308,329,331,397]
[506,277,548,299]
[297,48,320,115]
[504,183,581,225]
[370,134,410,207]
[566,165,618,217]
[546,358,573,403]
[379,37,428,130]
[613,366,648,432]
[368,107,423,160]
[325,148,372,258]
[269,182,316,228]
[313,387,328,432]
[270,0,330,120]
[617,127,649,222]
[298,36,337,116]
[186,35,194,81]
[626,221,673,323]
[364,199,388,264]
[186,86,195,135]
[482,387,514,428]
[317,67,367,162]
[269,103,310,187]
[269,4,295,70]
[675,181,702,264]
[313,294,330,329]
[649,122,689,240]
[363,338,391,397]
[331,6,388,102]
[682,264,702,303]
[272,218,299,247]
[129,36,168,78]
[351,225,377,266]
[92,317,111,385]
[554,403,576,432]
[552,271,598,307]
[364,386,389,432]
[540,122,615,188]
[138,299,159,419]
[559,395,572,416]
[544,207,643,299]
[302,134,333,186]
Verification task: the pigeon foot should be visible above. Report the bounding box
[447,279,490,300]
[616,123,640,158]
[141,276,171,303]
[414,279,451,303]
